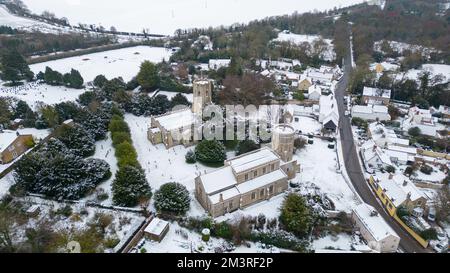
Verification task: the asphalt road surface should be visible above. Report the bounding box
[334,25,428,253]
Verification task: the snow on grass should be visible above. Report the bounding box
[0,172,14,198]
[291,116,322,135]
[140,221,275,253]
[273,31,336,61]
[412,165,447,184]
[83,133,118,205]
[124,114,216,192]
[312,233,354,251]
[0,5,72,34]
[397,64,450,84]
[292,138,360,212]
[30,46,173,83]
[22,0,366,35]
[0,82,85,110]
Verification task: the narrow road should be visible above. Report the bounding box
[334,25,427,253]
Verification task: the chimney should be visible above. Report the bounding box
[219,193,224,202]
[406,192,411,200]
[403,180,408,187]
[388,173,394,180]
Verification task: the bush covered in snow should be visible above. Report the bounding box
[112,165,152,207]
[56,123,96,157]
[13,139,111,200]
[195,140,226,166]
[251,230,310,253]
[185,150,196,164]
[154,182,190,215]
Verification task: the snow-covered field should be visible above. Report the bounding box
[21,0,365,35]
[30,46,173,82]
[273,31,336,61]
[398,64,450,84]
[83,133,118,205]
[0,5,72,34]
[124,114,216,194]
[293,138,361,212]
[291,116,322,135]
[0,82,85,110]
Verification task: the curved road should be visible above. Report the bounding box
[335,26,427,253]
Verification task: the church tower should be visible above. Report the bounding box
[192,79,212,115]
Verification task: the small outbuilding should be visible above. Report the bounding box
[144,218,170,242]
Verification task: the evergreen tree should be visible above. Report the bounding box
[171,93,191,108]
[137,61,159,92]
[0,49,33,84]
[57,124,96,157]
[93,74,108,88]
[14,140,111,200]
[279,194,312,238]
[154,182,190,215]
[236,139,260,156]
[195,140,227,165]
[112,166,152,207]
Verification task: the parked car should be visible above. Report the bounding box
[431,241,448,253]
[428,207,436,222]
[435,227,448,242]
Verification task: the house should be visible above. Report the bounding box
[307,85,322,101]
[318,94,339,133]
[361,87,391,105]
[148,80,211,149]
[0,130,34,164]
[368,173,427,217]
[144,217,170,242]
[360,140,393,171]
[352,203,400,253]
[368,122,410,148]
[403,106,444,137]
[195,130,300,218]
[307,70,334,84]
[351,105,391,121]
[298,76,313,91]
[208,59,231,70]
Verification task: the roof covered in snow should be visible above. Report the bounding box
[144,218,169,236]
[363,87,391,99]
[236,169,287,194]
[200,166,237,195]
[0,130,20,153]
[375,174,425,207]
[154,108,196,131]
[353,203,399,242]
[227,147,280,174]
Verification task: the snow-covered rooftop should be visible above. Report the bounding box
[228,148,280,174]
[154,108,196,131]
[363,87,391,99]
[209,187,241,204]
[236,169,287,194]
[0,131,20,154]
[200,166,237,195]
[353,203,399,242]
[376,174,425,207]
[144,218,169,236]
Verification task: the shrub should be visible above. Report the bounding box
[109,115,130,134]
[420,228,438,241]
[115,141,139,168]
[56,205,73,218]
[195,140,226,166]
[185,150,196,164]
[251,230,310,252]
[420,164,433,175]
[385,165,396,174]
[294,137,307,151]
[212,222,233,240]
[408,127,421,137]
[112,131,132,146]
[154,182,191,215]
